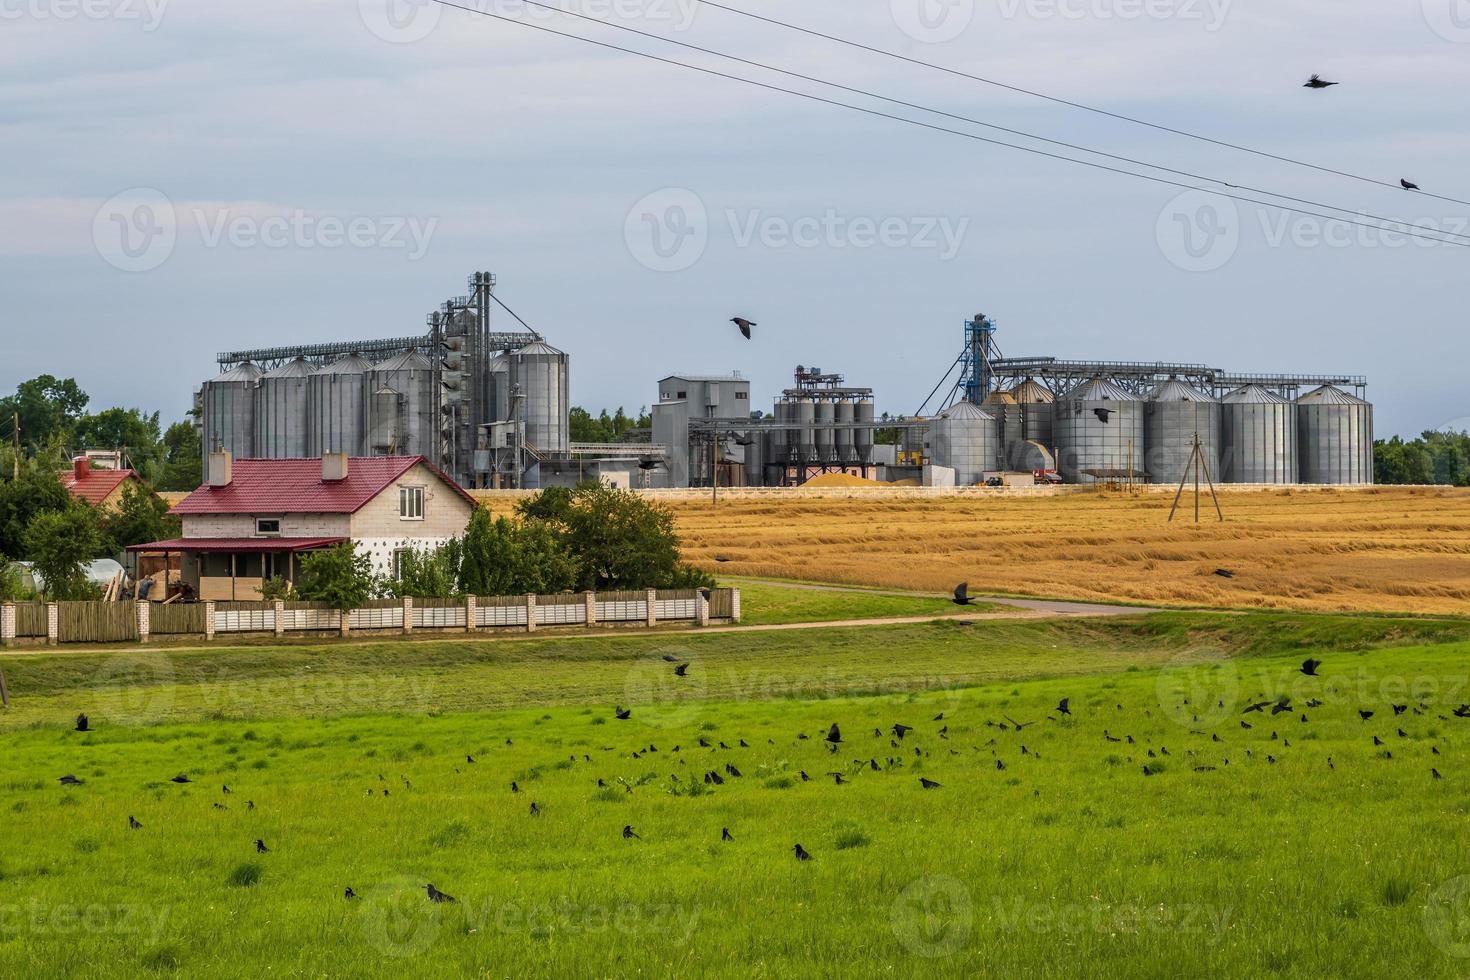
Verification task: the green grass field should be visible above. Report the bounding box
[725,578,987,625]
[3,603,1470,976]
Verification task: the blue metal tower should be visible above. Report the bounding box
[960,313,997,405]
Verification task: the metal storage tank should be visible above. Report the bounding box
[1052,377,1145,484]
[813,399,835,463]
[1221,384,1298,484]
[307,353,371,457]
[254,357,312,458]
[833,399,855,465]
[368,350,434,456]
[854,398,875,465]
[1144,379,1221,487]
[795,398,816,465]
[488,354,510,422]
[771,399,790,468]
[1012,377,1055,456]
[201,361,262,460]
[982,389,1022,466]
[1297,385,1373,485]
[929,401,1001,485]
[511,341,569,454]
[743,429,765,487]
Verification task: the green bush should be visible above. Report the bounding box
[24,506,104,600]
[295,543,376,611]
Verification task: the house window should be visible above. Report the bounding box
[735,391,748,400]
[399,486,425,520]
[256,518,281,536]
[676,391,687,399]
[392,548,411,580]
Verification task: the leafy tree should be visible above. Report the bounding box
[457,510,576,597]
[259,576,297,601]
[0,560,33,601]
[24,506,104,600]
[0,466,73,559]
[100,480,179,553]
[514,485,575,524]
[74,408,162,466]
[0,376,89,453]
[295,543,376,611]
[384,541,463,599]
[568,406,651,443]
[157,421,203,491]
[549,484,710,591]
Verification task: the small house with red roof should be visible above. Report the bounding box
[60,456,149,512]
[128,451,476,601]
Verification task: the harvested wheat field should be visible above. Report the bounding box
[656,487,1470,615]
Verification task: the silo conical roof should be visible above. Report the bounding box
[211,361,263,383]
[372,349,431,372]
[1297,384,1366,405]
[1065,377,1134,401]
[315,353,372,375]
[938,401,996,421]
[1148,379,1215,402]
[515,341,564,356]
[1011,378,1054,404]
[1223,383,1289,404]
[981,389,1016,406]
[261,356,315,379]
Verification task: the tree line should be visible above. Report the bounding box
[1374,431,1470,486]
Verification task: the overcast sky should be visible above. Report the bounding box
[3,0,1467,437]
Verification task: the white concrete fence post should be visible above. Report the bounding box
[646,589,658,628]
[465,594,477,633]
[136,601,149,644]
[402,596,414,636]
[525,593,537,633]
[584,591,597,627]
[696,590,710,627]
[203,601,215,642]
[47,602,59,645]
[732,588,741,623]
[1,603,15,647]
[340,605,351,638]
[273,600,285,637]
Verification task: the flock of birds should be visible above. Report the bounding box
[51,618,1466,908]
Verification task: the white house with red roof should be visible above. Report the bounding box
[129,452,476,601]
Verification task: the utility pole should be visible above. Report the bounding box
[1168,432,1224,523]
[710,428,719,507]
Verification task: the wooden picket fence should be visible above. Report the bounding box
[57,601,138,644]
[14,602,47,638]
[150,603,207,636]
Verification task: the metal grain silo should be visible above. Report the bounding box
[368,350,433,456]
[201,362,261,459]
[254,357,312,458]
[307,353,371,457]
[1221,384,1298,484]
[511,341,569,454]
[1144,379,1221,486]
[854,398,875,465]
[834,399,855,465]
[1052,377,1144,484]
[771,398,790,468]
[795,397,816,465]
[488,354,510,422]
[982,389,1021,467]
[1012,378,1055,456]
[1297,385,1373,484]
[813,399,835,463]
[743,429,765,487]
[930,401,1001,485]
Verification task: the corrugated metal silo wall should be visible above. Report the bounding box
[1144,401,1222,486]
[795,398,816,464]
[369,365,434,457]
[489,360,509,422]
[931,417,1001,485]
[255,376,308,457]
[1221,403,1298,483]
[307,373,365,457]
[1052,396,1145,484]
[1019,401,1053,459]
[833,400,854,465]
[202,381,255,459]
[813,400,834,463]
[854,400,875,464]
[1299,403,1374,484]
[514,350,569,454]
[744,431,765,486]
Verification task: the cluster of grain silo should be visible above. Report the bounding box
[763,372,876,484]
[926,373,1373,486]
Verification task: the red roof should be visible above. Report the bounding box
[61,467,142,506]
[126,537,347,553]
[169,456,475,516]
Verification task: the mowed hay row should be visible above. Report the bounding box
[665,487,1470,615]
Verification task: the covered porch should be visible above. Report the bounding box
[126,537,347,601]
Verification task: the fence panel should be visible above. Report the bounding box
[654,597,698,621]
[706,588,734,619]
[57,601,138,643]
[596,596,648,623]
[281,602,339,632]
[14,602,47,638]
[535,594,587,626]
[414,603,466,629]
[150,603,207,635]
[475,595,527,628]
[214,603,275,633]
[349,599,404,631]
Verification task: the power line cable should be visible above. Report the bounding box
[427,0,1469,249]
[690,0,1470,211]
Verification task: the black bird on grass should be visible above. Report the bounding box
[1401,178,1420,191]
[426,884,457,904]
[529,801,541,816]
[828,772,847,785]
[730,317,755,339]
[171,774,191,784]
[1452,705,1470,718]
[1359,709,1374,721]
[74,713,90,732]
[623,825,641,840]
[793,843,812,861]
[1300,658,1322,677]
[345,887,357,900]
[128,815,142,830]
[722,827,734,842]
[1392,704,1408,716]
[661,654,679,663]
[58,774,83,786]
[615,706,632,720]
[892,723,913,739]
[919,777,942,789]
[255,839,269,854]
[1304,74,1339,89]
[798,770,810,782]
[951,584,977,606]
[1213,568,1235,579]
[825,723,842,745]
[1270,699,1293,717]
[1243,700,1272,714]
[1056,698,1071,717]
[674,663,689,677]
[1433,768,1443,780]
